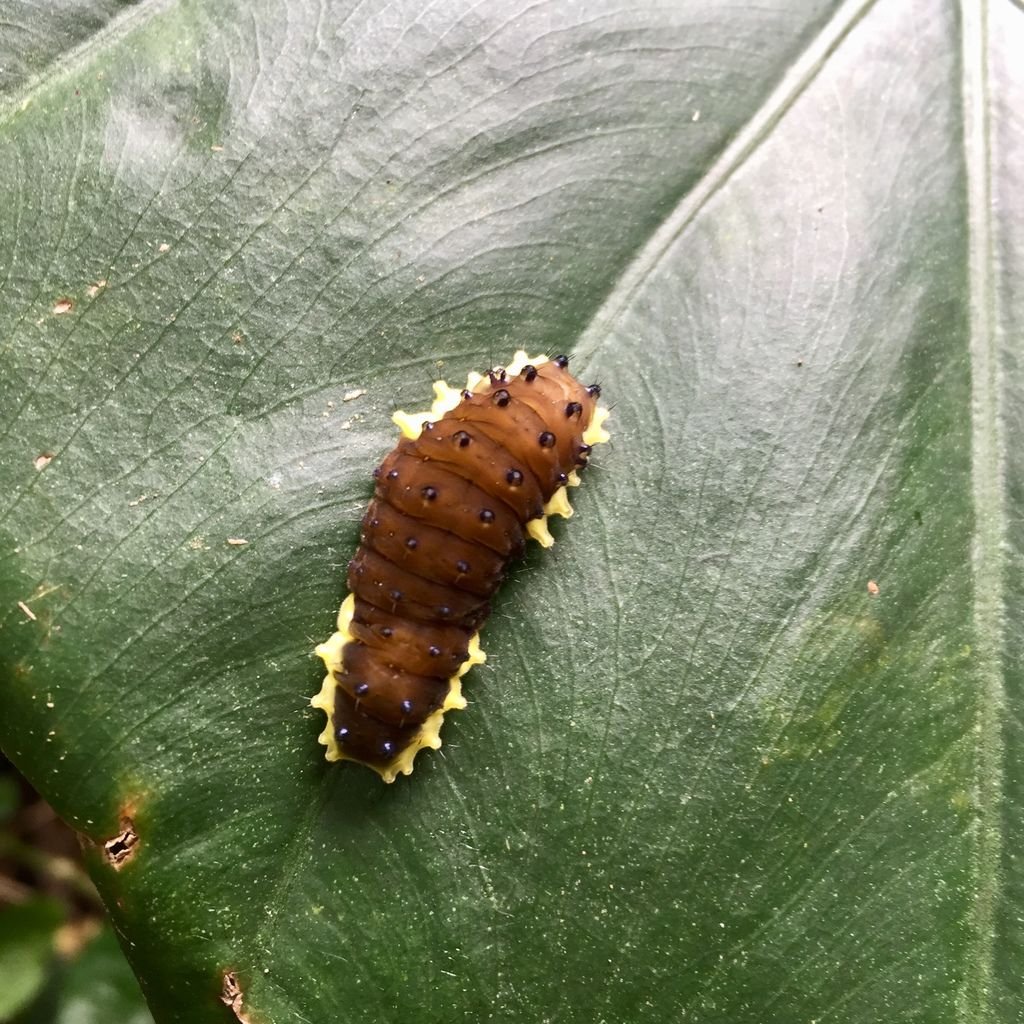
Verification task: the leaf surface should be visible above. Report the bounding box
[1,1,1022,1021]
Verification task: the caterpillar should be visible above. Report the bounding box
[311,351,610,782]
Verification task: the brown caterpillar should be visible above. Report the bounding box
[312,351,610,781]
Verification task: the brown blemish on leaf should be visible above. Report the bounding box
[86,280,107,298]
[103,818,139,869]
[867,579,880,596]
[52,298,74,315]
[221,971,254,1023]
[34,452,54,470]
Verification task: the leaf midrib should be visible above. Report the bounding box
[573,0,879,369]
[958,0,1004,1021]
[0,0,175,127]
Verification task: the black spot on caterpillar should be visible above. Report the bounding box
[312,351,610,781]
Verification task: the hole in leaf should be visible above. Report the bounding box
[102,818,139,869]
[221,971,255,1022]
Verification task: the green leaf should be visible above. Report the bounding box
[1,1,1021,1022]
[14,925,155,1024]
[0,899,62,1021]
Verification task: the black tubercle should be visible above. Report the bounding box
[553,354,570,368]
[493,389,511,407]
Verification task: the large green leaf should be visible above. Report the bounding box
[1,0,1021,1021]
[14,924,156,1024]
[0,899,63,1020]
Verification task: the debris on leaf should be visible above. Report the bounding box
[17,600,37,621]
[226,538,249,546]
[34,452,54,470]
[867,579,880,596]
